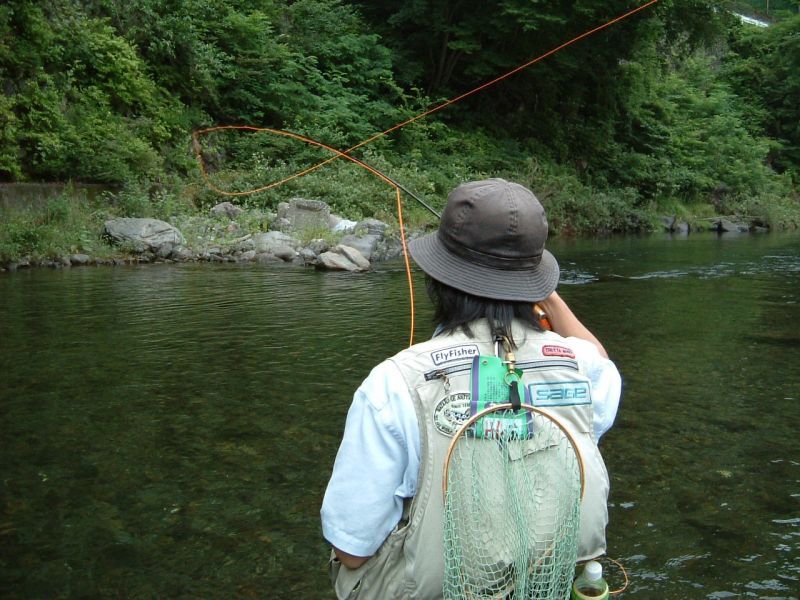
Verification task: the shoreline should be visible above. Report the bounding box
[2,184,797,273]
[0,222,784,275]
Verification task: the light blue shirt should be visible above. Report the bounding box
[321,336,621,557]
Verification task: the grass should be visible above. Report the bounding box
[0,192,110,262]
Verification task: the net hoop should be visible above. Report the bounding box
[442,403,586,502]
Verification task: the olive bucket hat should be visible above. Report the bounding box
[408,178,559,302]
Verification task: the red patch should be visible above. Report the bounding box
[542,345,576,359]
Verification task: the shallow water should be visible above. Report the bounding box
[1,232,798,598]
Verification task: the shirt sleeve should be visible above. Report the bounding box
[565,336,622,441]
[320,360,420,557]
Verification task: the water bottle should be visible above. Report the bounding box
[571,560,609,599]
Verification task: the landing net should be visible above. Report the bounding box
[442,404,583,599]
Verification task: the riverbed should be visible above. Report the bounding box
[1,232,798,598]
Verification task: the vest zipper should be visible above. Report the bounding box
[424,359,579,381]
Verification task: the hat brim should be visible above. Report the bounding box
[408,232,559,303]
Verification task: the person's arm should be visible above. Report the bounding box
[333,548,370,569]
[321,361,420,569]
[537,291,609,358]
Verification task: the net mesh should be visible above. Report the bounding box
[443,406,582,599]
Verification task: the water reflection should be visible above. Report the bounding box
[1,233,799,598]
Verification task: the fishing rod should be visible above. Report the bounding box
[385,177,440,219]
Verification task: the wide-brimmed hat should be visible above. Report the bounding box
[408,178,559,302]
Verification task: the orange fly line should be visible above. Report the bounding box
[193,0,661,347]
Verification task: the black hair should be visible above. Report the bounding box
[425,276,542,348]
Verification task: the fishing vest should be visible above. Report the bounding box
[330,319,611,600]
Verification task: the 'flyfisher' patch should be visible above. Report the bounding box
[431,344,479,366]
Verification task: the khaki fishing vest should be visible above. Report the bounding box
[330,319,611,600]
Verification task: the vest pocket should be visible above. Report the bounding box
[330,517,411,599]
[330,553,364,599]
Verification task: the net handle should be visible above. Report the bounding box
[442,403,586,502]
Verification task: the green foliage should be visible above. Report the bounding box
[723,14,800,177]
[0,193,104,261]
[105,180,196,220]
[730,0,800,21]
[0,0,797,235]
[0,2,188,183]
[517,159,651,235]
[606,53,789,204]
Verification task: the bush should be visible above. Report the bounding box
[0,192,104,261]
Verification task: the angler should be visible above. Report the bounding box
[321,178,621,599]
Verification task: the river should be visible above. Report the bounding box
[1,232,798,598]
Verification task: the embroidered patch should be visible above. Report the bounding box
[542,345,576,359]
[477,415,530,440]
[430,344,479,366]
[433,392,471,436]
[529,381,591,406]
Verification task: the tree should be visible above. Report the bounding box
[724,14,800,176]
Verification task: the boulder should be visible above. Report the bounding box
[103,218,185,252]
[673,221,690,234]
[170,245,194,261]
[306,238,330,255]
[156,242,175,258]
[339,233,381,260]
[210,201,244,219]
[371,236,404,262]
[331,217,358,233]
[69,254,91,265]
[256,252,283,265]
[660,215,691,235]
[299,248,318,265]
[316,251,362,272]
[659,215,677,231]
[273,217,291,231]
[272,245,298,262]
[227,234,255,253]
[356,218,388,236]
[316,245,371,272]
[276,198,331,232]
[333,245,370,271]
[252,231,302,253]
[715,219,749,233]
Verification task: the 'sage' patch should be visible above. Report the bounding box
[529,381,591,406]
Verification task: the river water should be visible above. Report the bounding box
[1,232,798,598]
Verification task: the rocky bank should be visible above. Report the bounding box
[3,198,411,273]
